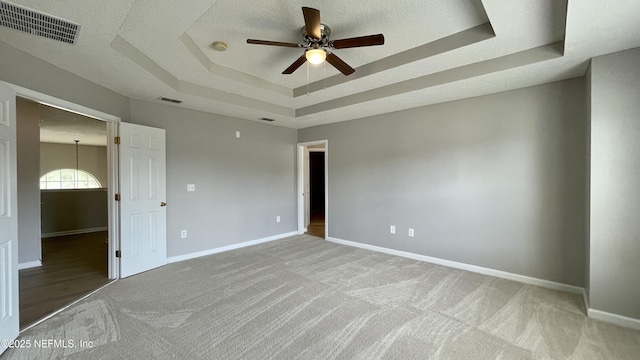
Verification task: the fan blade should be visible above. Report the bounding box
[326,52,355,75]
[302,7,321,40]
[247,39,301,48]
[330,34,385,49]
[283,55,307,74]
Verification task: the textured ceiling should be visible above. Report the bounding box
[1,0,640,130]
[184,0,489,87]
[38,103,107,146]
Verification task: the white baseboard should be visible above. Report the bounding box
[18,260,42,270]
[326,237,584,295]
[42,226,108,238]
[588,308,640,330]
[167,231,298,264]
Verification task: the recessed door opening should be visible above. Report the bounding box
[297,140,328,239]
[307,148,325,238]
[16,97,116,330]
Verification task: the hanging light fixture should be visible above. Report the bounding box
[305,48,326,65]
[74,140,79,187]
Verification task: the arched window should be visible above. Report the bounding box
[40,169,102,189]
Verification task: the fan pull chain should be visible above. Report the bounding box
[323,59,326,90]
[307,61,310,96]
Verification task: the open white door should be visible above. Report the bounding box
[0,83,19,355]
[119,123,167,278]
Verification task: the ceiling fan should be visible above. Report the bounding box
[246,7,384,76]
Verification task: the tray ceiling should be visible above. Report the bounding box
[1,0,640,129]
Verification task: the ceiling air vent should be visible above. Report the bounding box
[158,97,183,104]
[259,117,275,122]
[0,1,81,45]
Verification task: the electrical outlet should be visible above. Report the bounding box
[187,184,195,192]
[181,230,187,238]
[236,131,240,138]
[276,216,281,223]
[390,225,396,234]
[408,228,415,237]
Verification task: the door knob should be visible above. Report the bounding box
[160,202,167,207]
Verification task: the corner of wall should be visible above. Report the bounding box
[588,46,640,323]
[584,60,592,301]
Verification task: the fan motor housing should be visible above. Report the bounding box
[301,24,331,46]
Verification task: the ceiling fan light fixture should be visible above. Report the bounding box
[306,48,326,65]
[246,7,383,75]
[211,41,228,51]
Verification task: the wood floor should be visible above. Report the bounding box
[305,210,325,239]
[19,231,113,329]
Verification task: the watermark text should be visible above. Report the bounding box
[1,339,94,349]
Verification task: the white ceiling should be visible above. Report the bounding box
[2,0,640,129]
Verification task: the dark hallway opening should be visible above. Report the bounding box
[307,151,325,238]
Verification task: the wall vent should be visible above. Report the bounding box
[259,117,275,122]
[158,97,183,104]
[0,1,80,45]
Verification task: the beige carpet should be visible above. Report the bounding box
[4,235,640,359]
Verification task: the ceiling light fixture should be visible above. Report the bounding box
[158,96,183,104]
[305,48,326,65]
[211,41,228,51]
[74,140,80,187]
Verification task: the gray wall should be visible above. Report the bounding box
[40,142,108,187]
[299,79,587,286]
[589,47,640,319]
[40,190,108,235]
[130,100,298,258]
[39,142,108,236]
[0,42,130,121]
[16,98,41,264]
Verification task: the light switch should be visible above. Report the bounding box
[236,131,240,138]
[187,184,195,192]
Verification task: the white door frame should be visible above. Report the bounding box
[0,81,19,353]
[297,140,328,238]
[5,82,121,279]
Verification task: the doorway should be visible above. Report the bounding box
[11,85,121,279]
[13,90,120,330]
[17,99,112,328]
[2,81,166,344]
[307,149,325,238]
[297,140,328,239]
